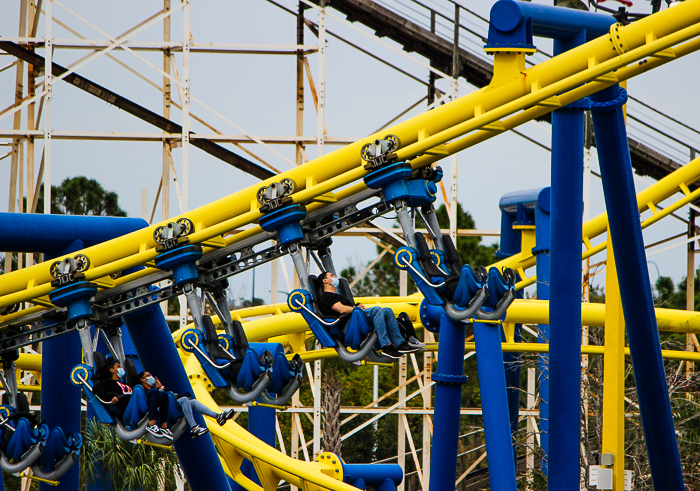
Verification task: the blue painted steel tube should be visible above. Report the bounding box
[504,299,522,456]
[533,189,551,475]
[428,314,468,491]
[590,85,684,491]
[546,33,587,490]
[123,305,232,491]
[230,405,277,490]
[40,240,85,491]
[343,462,403,490]
[489,1,614,42]
[474,322,517,491]
[0,213,147,253]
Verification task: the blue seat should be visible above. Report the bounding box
[395,234,515,322]
[184,315,304,405]
[32,426,82,481]
[181,318,276,404]
[249,343,304,406]
[393,246,445,306]
[452,265,488,308]
[0,405,46,474]
[473,267,517,321]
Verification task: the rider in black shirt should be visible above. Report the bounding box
[93,360,133,417]
[318,271,418,358]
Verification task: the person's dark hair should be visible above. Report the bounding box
[319,271,332,281]
[136,371,146,381]
[99,359,118,381]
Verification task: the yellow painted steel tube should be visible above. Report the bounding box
[186,358,362,491]
[470,343,700,362]
[505,299,700,333]
[1,0,699,307]
[392,6,700,162]
[170,299,700,361]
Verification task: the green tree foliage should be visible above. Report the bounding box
[81,420,182,491]
[654,270,700,311]
[32,177,127,216]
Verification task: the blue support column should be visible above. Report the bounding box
[497,188,549,467]
[547,32,587,490]
[590,84,684,491]
[474,322,517,491]
[503,298,523,461]
[534,188,551,475]
[122,304,232,491]
[40,239,85,491]
[230,405,277,491]
[428,314,468,491]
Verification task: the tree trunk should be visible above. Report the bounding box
[322,369,343,456]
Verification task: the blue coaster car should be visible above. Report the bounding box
[246,343,304,406]
[395,234,515,323]
[287,276,392,364]
[70,364,186,445]
[474,266,517,321]
[31,425,82,481]
[181,315,279,404]
[0,405,46,474]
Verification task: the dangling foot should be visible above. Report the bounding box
[396,342,419,354]
[407,336,427,350]
[217,408,236,426]
[380,344,401,359]
[159,427,174,440]
[190,425,209,439]
[146,424,162,438]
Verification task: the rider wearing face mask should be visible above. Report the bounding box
[318,271,419,359]
[138,372,235,439]
[136,371,174,439]
[93,360,134,419]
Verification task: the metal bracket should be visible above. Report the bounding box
[360,135,400,170]
[257,178,296,212]
[153,218,194,252]
[199,243,289,286]
[92,284,175,324]
[49,254,90,287]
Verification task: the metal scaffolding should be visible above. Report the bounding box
[2,2,699,490]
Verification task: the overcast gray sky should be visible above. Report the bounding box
[1,0,699,302]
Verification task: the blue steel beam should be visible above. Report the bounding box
[547,30,588,490]
[590,84,684,491]
[123,306,233,491]
[427,313,468,491]
[474,322,518,490]
[0,214,147,253]
[41,240,84,491]
[533,188,551,475]
[488,0,614,48]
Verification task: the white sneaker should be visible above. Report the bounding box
[160,428,174,441]
[146,424,162,437]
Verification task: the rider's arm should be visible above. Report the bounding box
[331,301,354,315]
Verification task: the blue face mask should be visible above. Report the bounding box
[116,367,125,378]
[330,278,340,288]
[146,376,156,386]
